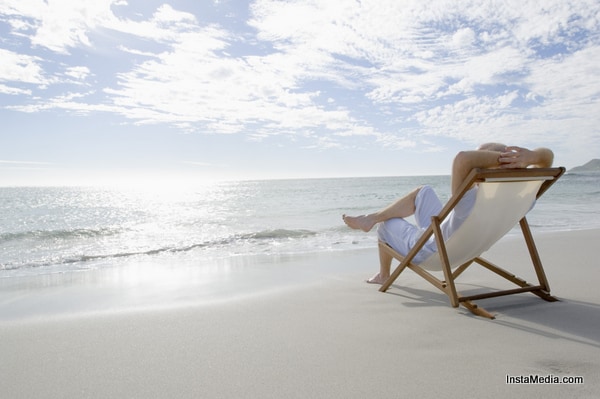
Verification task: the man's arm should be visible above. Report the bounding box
[451,150,501,195]
[450,147,554,196]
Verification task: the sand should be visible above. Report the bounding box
[1,229,599,398]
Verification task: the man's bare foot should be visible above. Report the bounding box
[366,272,389,285]
[342,214,377,232]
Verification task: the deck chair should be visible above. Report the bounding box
[379,167,565,319]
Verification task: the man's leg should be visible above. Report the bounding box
[366,243,394,284]
[343,186,422,232]
[369,186,443,284]
[370,217,421,284]
[414,185,443,229]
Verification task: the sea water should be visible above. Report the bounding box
[1,173,599,278]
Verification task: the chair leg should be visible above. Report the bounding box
[379,242,413,292]
[473,257,557,300]
[431,216,460,307]
[461,301,496,319]
[520,217,552,292]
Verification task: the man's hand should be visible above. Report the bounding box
[498,146,554,169]
[498,146,536,169]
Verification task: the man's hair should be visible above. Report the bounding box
[477,142,507,152]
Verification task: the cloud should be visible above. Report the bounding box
[64,66,91,82]
[0,48,47,87]
[0,160,52,165]
[0,0,118,53]
[0,83,30,96]
[0,0,599,155]
[0,160,53,172]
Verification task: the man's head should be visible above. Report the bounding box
[478,142,507,152]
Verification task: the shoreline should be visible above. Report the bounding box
[1,229,599,398]
[1,228,599,323]
[0,247,379,323]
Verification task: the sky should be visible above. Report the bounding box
[1,0,599,186]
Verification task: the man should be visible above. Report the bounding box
[343,144,554,284]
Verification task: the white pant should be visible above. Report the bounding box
[377,185,442,264]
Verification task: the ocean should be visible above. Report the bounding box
[1,173,599,278]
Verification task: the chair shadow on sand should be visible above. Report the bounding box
[385,282,600,349]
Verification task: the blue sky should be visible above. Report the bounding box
[1,0,599,186]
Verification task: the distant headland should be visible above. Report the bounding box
[569,159,600,173]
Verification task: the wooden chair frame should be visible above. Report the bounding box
[379,167,566,319]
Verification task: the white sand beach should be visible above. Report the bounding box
[1,229,599,398]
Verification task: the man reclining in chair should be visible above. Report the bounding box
[343,144,554,284]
